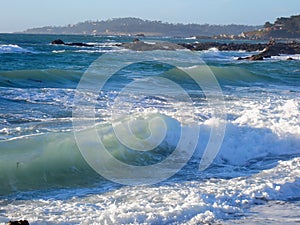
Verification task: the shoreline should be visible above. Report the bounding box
[50,37,300,57]
[118,39,300,60]
[179,40,300,60]
[49,37,300,60]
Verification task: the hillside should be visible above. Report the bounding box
[22,17,261,37]
[245,15,300,39]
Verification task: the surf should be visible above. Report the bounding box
[0,69,82,88]
[0,44,33,54]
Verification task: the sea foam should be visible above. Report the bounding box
[0,44,32,54]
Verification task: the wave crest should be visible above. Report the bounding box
[0,44,32,54]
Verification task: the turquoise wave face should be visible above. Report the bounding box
[0,69,82,88]
[0,131,99,195]
[0,64,298,89]
[1,112,299,195]
[0,114,181,194]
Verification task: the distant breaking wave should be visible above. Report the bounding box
[0,65,295,89]
[0,44,33,54]
[0,69,82,88]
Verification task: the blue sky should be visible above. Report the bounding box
[0,0,300,32]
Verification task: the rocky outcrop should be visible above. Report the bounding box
[287,57,295,60]
[237,55,264,61]
[51,39,65,45]
[260,40,300,57]
[6,220,29,225]
[51,38,300,60]
[237,41,300,60]
[179,42,266,52]
[119,39,184,51]
[51,39,94,47]
[180,41,300,60]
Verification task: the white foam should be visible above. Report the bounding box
[185,36,197,40]
[74,48,128,53]
[86,42,121,47]
[225,200,300,224]
[200,94,300,166]
[86,42,100,46]
[143,41,157,45]
[207,47,219,52]
[229,98,300,137]
[270,54,300,60]
[52,50,66,54]
[0,158,298,224]
[200,49,245,62]
[0,44,31,54]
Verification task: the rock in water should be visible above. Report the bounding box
[237,54,264,61]
[120,40,184,51]
[6,220,29,225]
[51,39,94,47]
[287,57,295,60]
[51,39,65,45]
[249,55,264,61]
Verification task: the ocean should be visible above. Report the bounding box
[0,34,299,224]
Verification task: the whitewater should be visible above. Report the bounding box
[0,34,299,224]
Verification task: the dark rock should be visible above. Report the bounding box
[51,40,94,47]
[236,41,300,61]
[65,42,94,47]
[237,54,264,61]
[118,39,300,56]
[260,41,297,57]
[287,57,295,60]
[133,38,140,43]
[6,220,29,225]
[263,55,272,58]
[121,41,184,51]
[178,42,266,52]
[179,41,300,59]
[249,55,264,61]
[51,39,65,45]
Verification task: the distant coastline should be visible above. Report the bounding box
[19,15,300,40]
[21,17,261,38]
